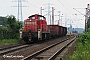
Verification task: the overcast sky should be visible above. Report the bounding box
[0,0,90,28]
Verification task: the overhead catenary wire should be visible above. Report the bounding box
[73,8,85,16]
[60,0,86,16]
[25,1,40,9]
[57,0,73,15]
[25,1,52,16]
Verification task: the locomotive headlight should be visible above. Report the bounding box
[30,20,31,21]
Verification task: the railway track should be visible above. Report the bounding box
[0,36,74,60]
[0,43,25,51]
[0,37,63,56]
[22,36,76,60]
[0,44,29,55]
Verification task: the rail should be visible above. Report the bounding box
[0,44,29,55]
[22,36,76,60]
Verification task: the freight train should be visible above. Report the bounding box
[20,14,67,43]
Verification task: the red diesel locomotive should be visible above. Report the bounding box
[21,14,67,43]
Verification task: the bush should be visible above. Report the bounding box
[67,32,90,60]
[0,15,21,40]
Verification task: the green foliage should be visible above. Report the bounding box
[0,26,8,40]
[67,32,90,60]
[6,15,21,39]
[67,43,90,60]
[87,28,90,32]
[77,32,90,44]
[0,15,22,40]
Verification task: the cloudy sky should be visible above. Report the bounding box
[0,0,90,28]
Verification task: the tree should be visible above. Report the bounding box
[6,15,22,39]
[88,28,90,32]
[0,15,22,40]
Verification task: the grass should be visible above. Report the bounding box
[66,32,90,60]
[0,39,22,45]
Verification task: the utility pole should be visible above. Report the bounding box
[48,3,51,25]
[52,7,54,25]
[44,3,53,25]
[12,0,27,21]
[54,11,61,25]
[73,6,90,31]
[60,16,63,26]
[40,7,44,15]
[85,4,90,31]
[85,8,88,31]
[18,0,22,21]
[58,11,60,25]
[50,15,51,25]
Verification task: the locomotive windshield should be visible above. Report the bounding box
[38,16,45,20]
[31,16,35,19]
[38,15,45,20]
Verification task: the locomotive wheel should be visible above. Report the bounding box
[22,32,29,43]
[23,36,29,43]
